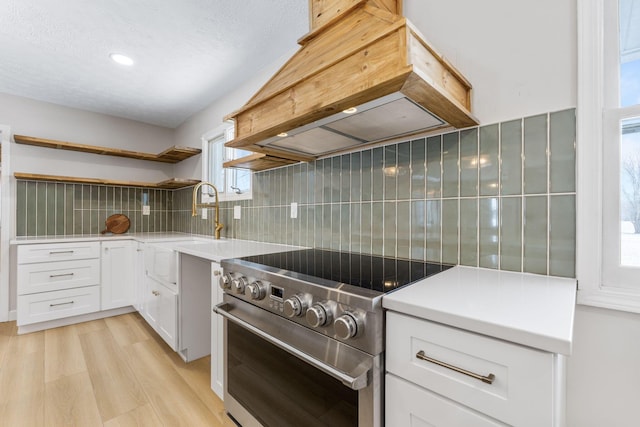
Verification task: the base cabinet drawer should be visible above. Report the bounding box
[17,242,100,264]
[17,259,100,295]
[17,285,101,326]
[386,374,506,427]
[386,312,555,427]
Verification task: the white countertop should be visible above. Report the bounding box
[11,233,302,263]
[382,266,577,355]
[10,232,197,244]
[150,239,302,263]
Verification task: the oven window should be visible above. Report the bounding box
[227,322,358,427]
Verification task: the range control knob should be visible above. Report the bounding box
[306,302,333,328]
[232,277,249,294]
[334,313,361,340]
[246,281,267,300]
[220,274,233,290]
[283,295,308,318]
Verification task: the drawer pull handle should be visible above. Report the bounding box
[416,350,496,385]
[49,272,75,278]
[49,250,75,255]
[50,301,74,307]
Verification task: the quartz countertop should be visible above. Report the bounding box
[382,266,577,355]
[11,233,302,263]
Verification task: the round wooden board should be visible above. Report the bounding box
[101,214,130,234]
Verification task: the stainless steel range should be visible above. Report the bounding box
[216,249,452,427]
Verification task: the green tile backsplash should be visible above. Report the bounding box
[16,182,172,236]
[16,108,577,278]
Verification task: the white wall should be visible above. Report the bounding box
[0,93,176,182]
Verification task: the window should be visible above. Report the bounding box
[578,0,640,312]
[201,123,252,202]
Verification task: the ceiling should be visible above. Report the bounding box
[0,0,308,128]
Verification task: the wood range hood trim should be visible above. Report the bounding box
[224,0,478,169]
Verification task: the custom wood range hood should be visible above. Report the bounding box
[224,0,478,170]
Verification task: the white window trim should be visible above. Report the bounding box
[577,0,640,313]
[201,123,252,203]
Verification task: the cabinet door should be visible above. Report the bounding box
[143,275,160,326]
[211,261,224,398]
[134,242,145,312]
[101,241,136,310]
[386,374,507,427]
[157,282,178,351]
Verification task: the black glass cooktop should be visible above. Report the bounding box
[238,249,453,293]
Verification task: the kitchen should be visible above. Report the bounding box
[0,0,639,426]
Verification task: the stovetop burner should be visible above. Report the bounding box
[238,249,452,293]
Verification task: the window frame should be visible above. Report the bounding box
[577,0,640,312]
[201,123,252,203]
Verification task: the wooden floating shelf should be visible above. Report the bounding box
[223,153,300,171]
[14,135,201,163]
[14,173,200,190]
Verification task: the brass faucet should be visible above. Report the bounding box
[191,181,223,239]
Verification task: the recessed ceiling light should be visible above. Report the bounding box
[109,53,134,66]
[343,107,358,114]
[277,132,288,137]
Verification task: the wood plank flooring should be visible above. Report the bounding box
[0,313,237,427]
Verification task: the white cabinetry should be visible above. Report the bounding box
[101,240,135,310]
[143,275,178,349]
[17,242,101,326]
[211,261,224,399]
[134,242,145,312]
[386,311,565,427]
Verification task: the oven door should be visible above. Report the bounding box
[216,295,382,427]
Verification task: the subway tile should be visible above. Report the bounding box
[16,181,26,236]
[46,183,56,236]
[340,203,350,251]
[550,195,576,277]
[360,202,372,254]
[26,181,37,236]
[372,147,384,201]
[442,132,459,198]
[361,150,372,202]
[323,204,332,249]
[479,124,499,196]
[314,203,323,248]
[55,183,65,236]
[479,197,499,269]
[500,119,523,195]
[523,196,548,274]
[426,136,442,199]
[36,182,47,236]
[351,152,362,202]
[350,203,361,252]
[550,109,576,193]
[500,197,522,272]
[397,142,411,200]
[287,165,295,204]
[397,201,410,259]
[331,204,340,250]
[441,199,458,264]
[306,163,315,204]
[341,155,351,203]
[425,200,442,263]
[372,202,384,256]
[524,114,548,194]
[460,129,479,197]
[459,199,478,266]
[331,157,341,203]
[411,200,426,261]
[384,145,397,201]
[411,138,426,200]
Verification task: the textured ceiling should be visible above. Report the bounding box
[0,0,308,128]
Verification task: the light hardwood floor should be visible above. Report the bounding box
[0,313,237,427]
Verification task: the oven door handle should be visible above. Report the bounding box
[215,303,369,390]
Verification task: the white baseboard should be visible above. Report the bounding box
[17,306,136,334]
[8,309,16,321]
